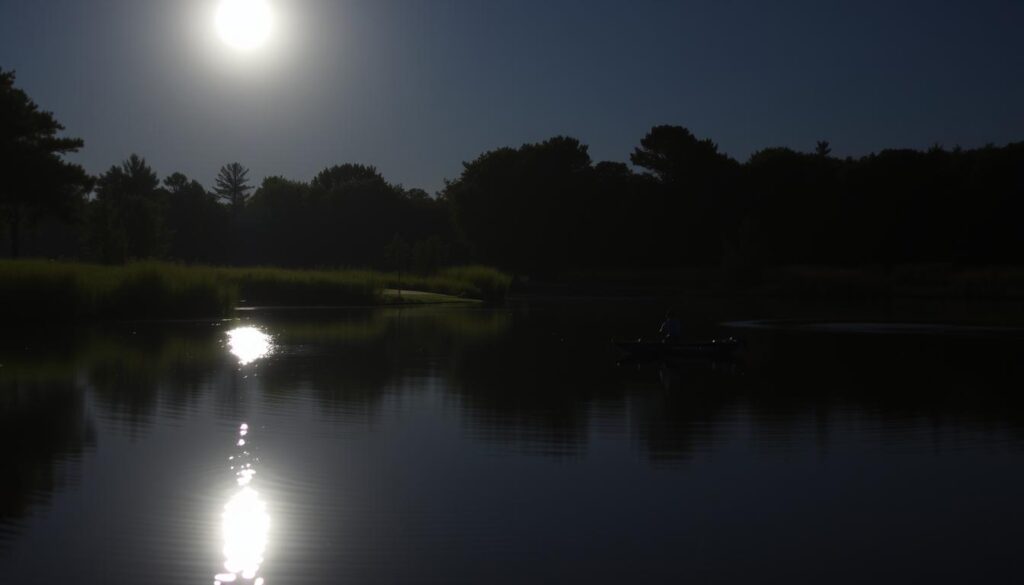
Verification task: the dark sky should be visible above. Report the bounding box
[2,0,1021,193]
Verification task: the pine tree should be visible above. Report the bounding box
[214,162,254,214]
[0,69,91,257]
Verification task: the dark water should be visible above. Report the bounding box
[2,299,1023,584]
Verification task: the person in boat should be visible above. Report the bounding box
[659,310,682,343]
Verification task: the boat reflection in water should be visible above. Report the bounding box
[226,326,274,366]
[215,423,270,585]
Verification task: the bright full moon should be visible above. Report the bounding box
[216,0,274,51]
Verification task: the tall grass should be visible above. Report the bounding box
[379,265,512,301]
[0,261,237,321]
[0,260,511,322]
[222,266,381,306]
[435,265,513,301]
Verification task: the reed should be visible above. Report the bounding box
[0,260,236,321]
[0,260,512,321]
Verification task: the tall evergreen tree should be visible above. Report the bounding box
[214,162,253,213]
[0,69,91,257]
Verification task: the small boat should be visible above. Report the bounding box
[614,337,742,360]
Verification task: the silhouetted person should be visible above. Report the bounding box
[659,310,682,343]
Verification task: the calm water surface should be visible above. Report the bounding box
[1,299,1023,584]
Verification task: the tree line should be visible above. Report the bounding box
[445,129,1024,276]
[80,155,456,272]
[3,68,1023,276]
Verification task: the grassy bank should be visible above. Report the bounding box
[0,261,237,321]
[0,261,512,321]
[222,265,379,306]
[383,265,513,302]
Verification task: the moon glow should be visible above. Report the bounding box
[216,0,274,51]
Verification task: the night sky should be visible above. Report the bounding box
[1,0,1021,193]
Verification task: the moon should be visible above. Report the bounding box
[216,0,274,51]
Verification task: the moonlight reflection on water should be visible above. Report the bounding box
[217,423,269,585]
[227,327,273,366]
[219,329,272,583]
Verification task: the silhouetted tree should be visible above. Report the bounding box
[445,136,592,273]
[273,163,454,268]
[405,188,430,202]
[9,105,1021,278]
[311,163,386,191]
[630,125,740,265]
[214,162,253,214]
[630,125,735,185]
[442,127,1024,275]
[238,176,312,266]
[0,69,91,258]
[89,155,165,263]
[310,164,403,266]
[586,161,655,268]
[162,172,228,263]
[742,147,841,264]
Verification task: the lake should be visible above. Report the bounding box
[2,298,1023,584]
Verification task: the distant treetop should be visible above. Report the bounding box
[214,162,254,213]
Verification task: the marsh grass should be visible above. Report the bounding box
[0,260,511,321]
[0,261,236,321]
[435,265,513,301]
[224,266,381,306]
[382,265,513,300]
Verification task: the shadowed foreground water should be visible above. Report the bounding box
[1,300,1023,584]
